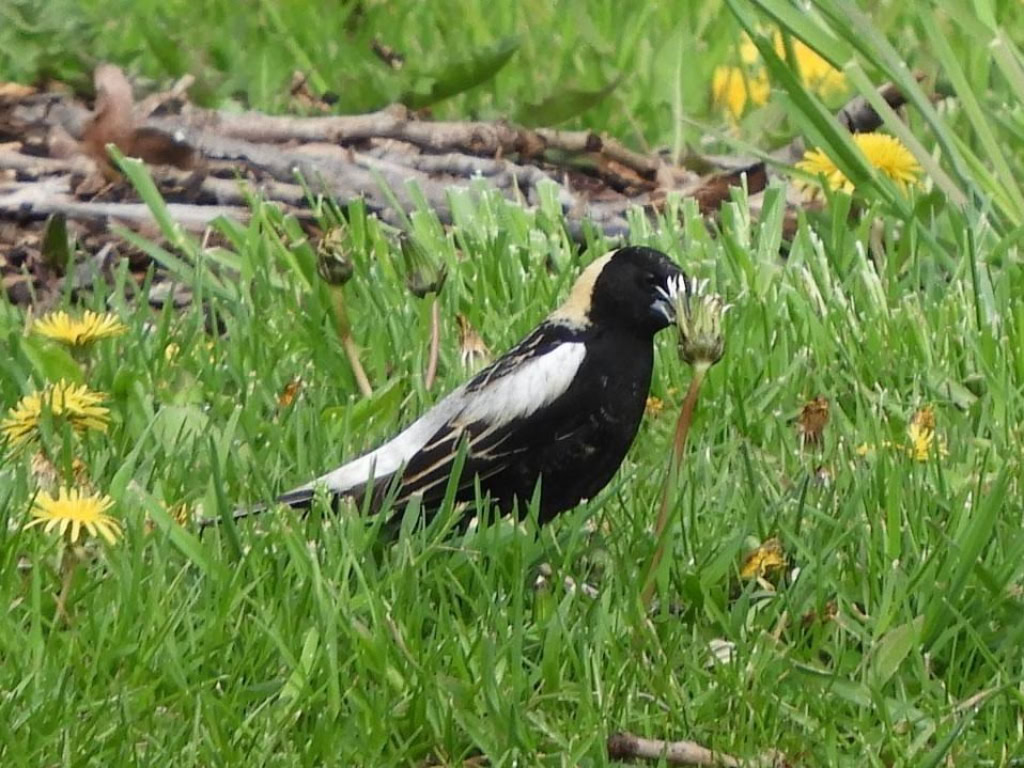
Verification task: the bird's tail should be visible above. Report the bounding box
[197,486,316,530]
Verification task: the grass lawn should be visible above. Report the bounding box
[3,0,1024,764]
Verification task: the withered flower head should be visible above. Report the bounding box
[661,276,728,372]
[456,314,491,373]
[798,396,830,448]
[316,227,354,286]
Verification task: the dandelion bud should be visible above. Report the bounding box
[399,236,447,298]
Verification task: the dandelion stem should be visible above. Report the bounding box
[642,366,707,606]
[424,295,441,391]
[53,546,78,626]
[329,287,372,398]
[341,333,373,398]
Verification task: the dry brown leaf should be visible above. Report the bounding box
[128,126,197,169]
[289,71,332,113]
[81,63,196,174]
[740,537,787,581]
[30,452,91,491]
[278,377,302,408]
[82,63,136,175]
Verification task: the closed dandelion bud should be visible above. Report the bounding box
[316,228,354,286]
[406,264,447,298]
[400,237,447,298]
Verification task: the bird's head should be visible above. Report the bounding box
[549,246,686,336]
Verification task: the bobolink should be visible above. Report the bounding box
[215,246,685,527]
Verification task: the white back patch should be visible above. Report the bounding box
[458,341,586,425]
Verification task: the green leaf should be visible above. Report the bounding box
[280,627,320,702]
[870,616,923,688]
[321,377,402,433]
[19,337,82,384]
[400,37,518,109]
[924,462,1008,647]
[40,213,71,272]
[515,76,622,127]
[151,404,210,452]
[919,710,977,768]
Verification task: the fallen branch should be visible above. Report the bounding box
[606,731,784,767]
[0,177,252,231]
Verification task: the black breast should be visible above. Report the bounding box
[484,326,655,523]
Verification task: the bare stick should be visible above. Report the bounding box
[534,127,660,178]
[424,294,441,391]
[0,177,252,230]
[607,731,783,767]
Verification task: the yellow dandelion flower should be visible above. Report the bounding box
[855,133,923,192]
[712,66,770,121]
[907,422,935,461]
[170,502,192,527]
[797,132,922,196]
[164,342,181,362]
[25,488,121,545]
[773,33,847,98]
[1,380,109,449]
[738,33,760,65]
[795,147,852,194]
[907,405,948,461]
[34,310,127,346]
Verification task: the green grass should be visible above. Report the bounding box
[4,0,1024,765]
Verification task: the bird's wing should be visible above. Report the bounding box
[300,325,587,508]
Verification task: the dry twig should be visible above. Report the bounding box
[607,731,784,767]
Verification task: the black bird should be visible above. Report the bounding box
[220,246,685,527]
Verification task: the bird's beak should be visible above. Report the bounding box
[652,272,686,323]
[652,296,675,323]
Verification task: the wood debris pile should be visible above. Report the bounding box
[0,64,907,308]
